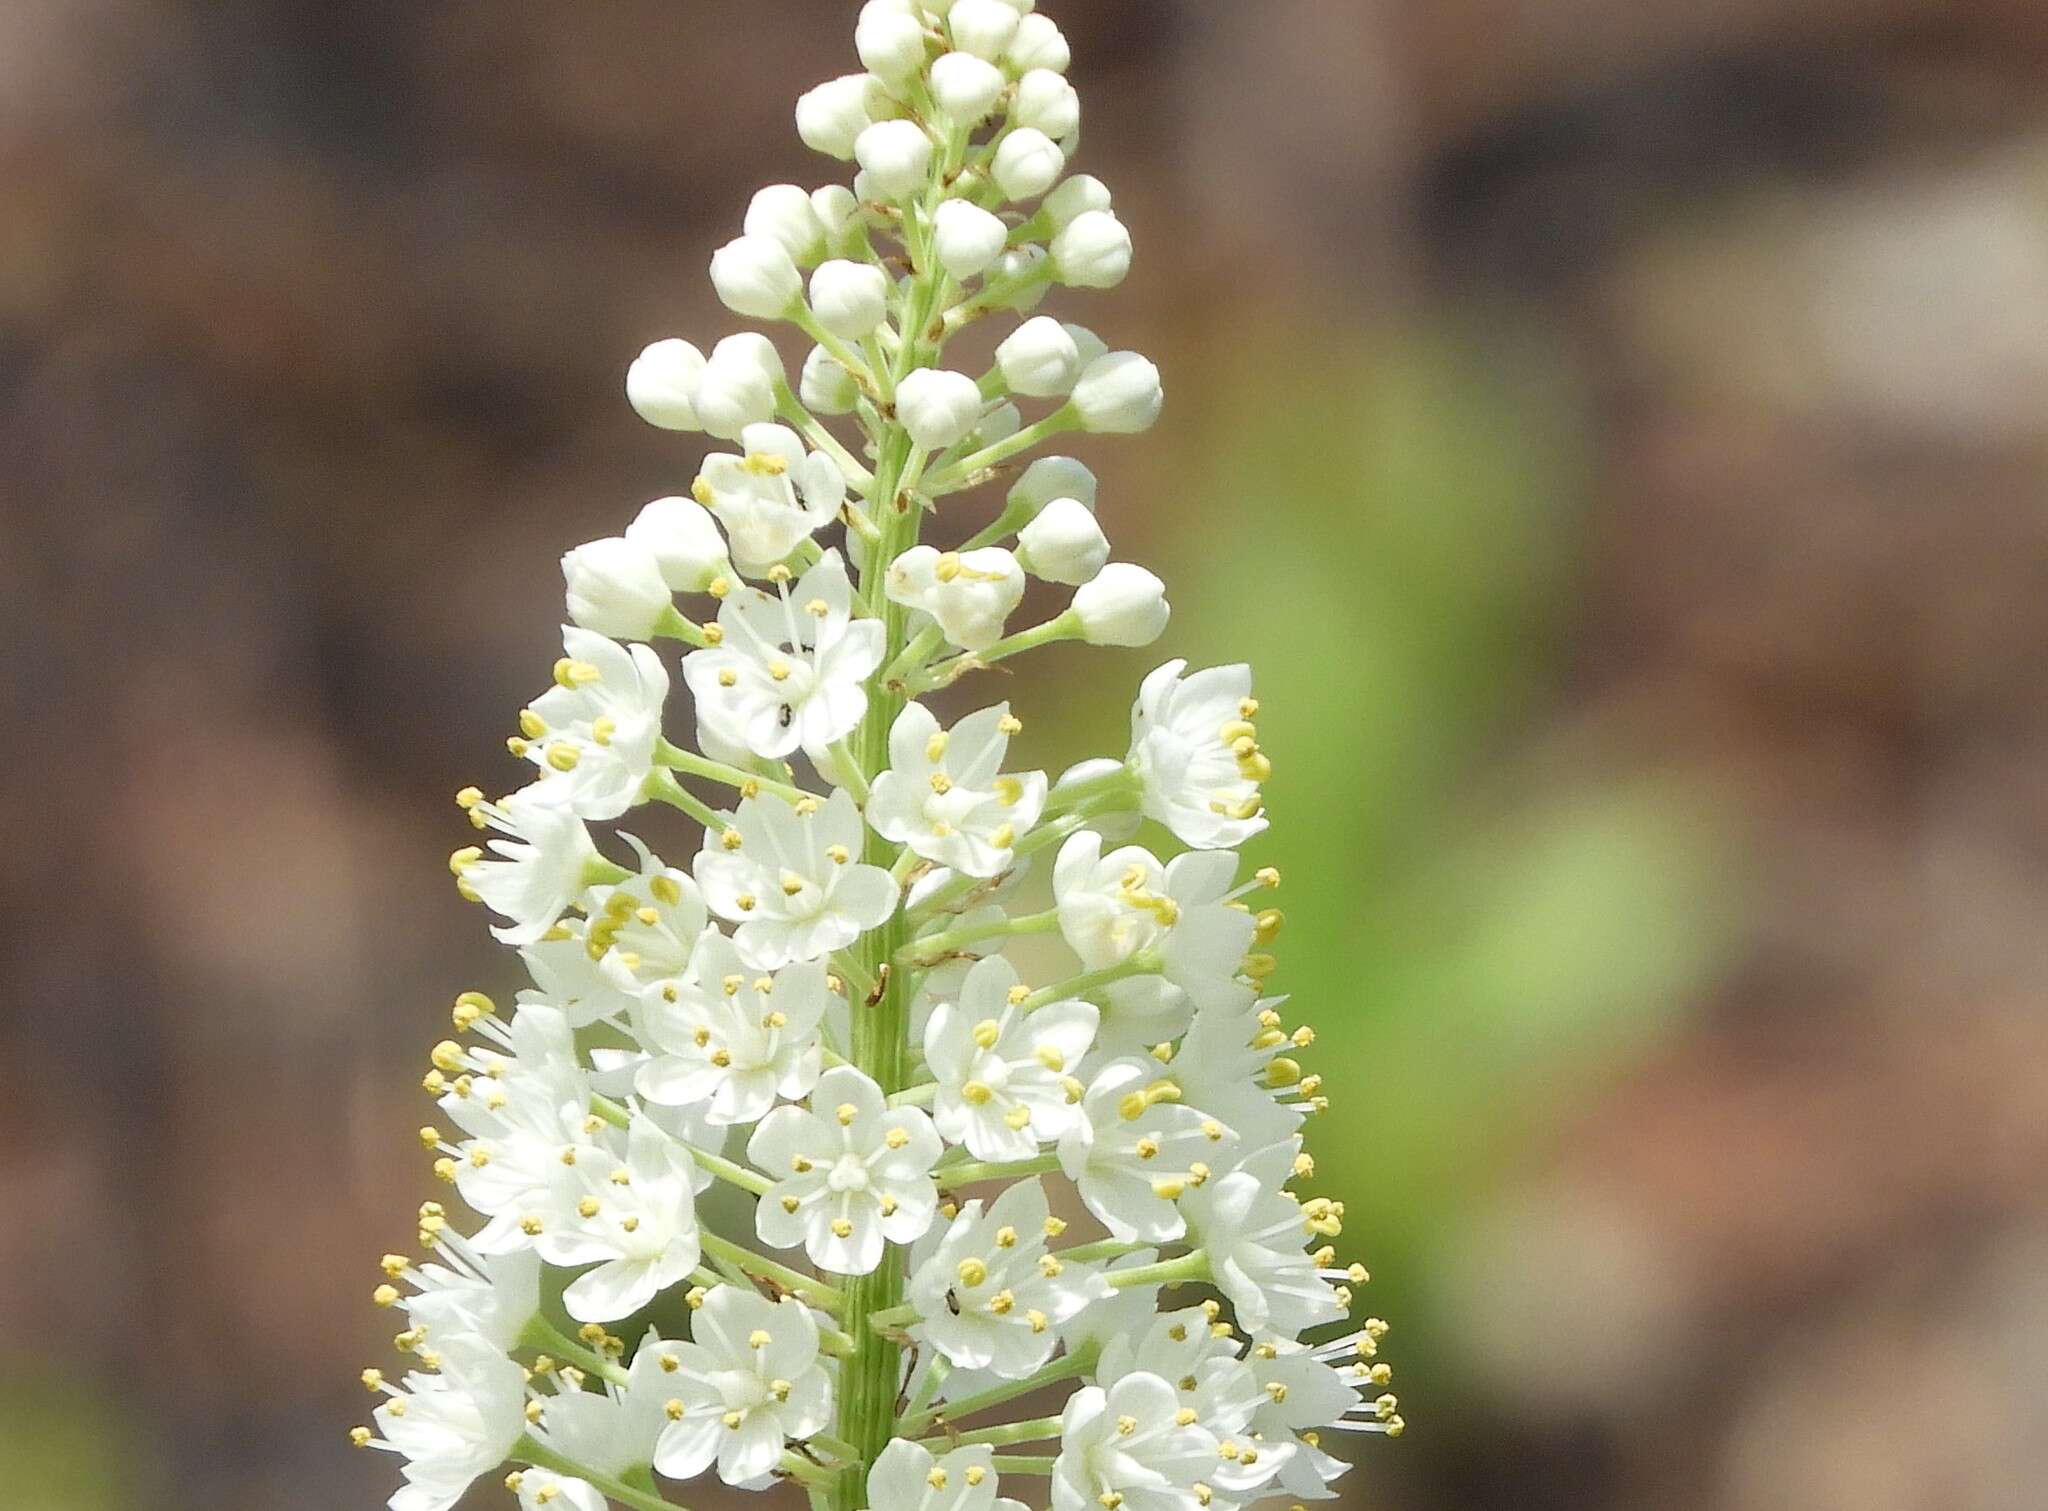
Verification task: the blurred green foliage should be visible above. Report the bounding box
[0,1369,129,1509]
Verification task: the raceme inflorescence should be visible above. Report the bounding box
[353,5,1400,1510]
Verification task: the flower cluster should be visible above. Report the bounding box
[357,6,1398,1511]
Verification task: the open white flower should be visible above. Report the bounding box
[370,1340,528,1511]
[748,1065,942,1273]
[694,789,898,969]
[581,835,711,999]
[886,545,1026,652]
[529,1340,677,1495]
[540,1113,703,1322]
[861,1439,1030,1511]
[649,1289,833,1487]
[1051,834,1257,1013]
[1128,660,1267,849]
[632,933,827,1124]
[1049,1372,1219,1511]
[453,793,602,947]
[1056,1058,1234,1244]
[683,550,884,761]
[868,702,1047,877]
[695,423,846,575]
[924,956,1097,1161]
[908,1178,1112,1378]
[516,628,670,820]
[1181,1141,1344,1336]
[389,1238,541,1355]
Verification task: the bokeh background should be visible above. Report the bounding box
[7,1,2048,1507]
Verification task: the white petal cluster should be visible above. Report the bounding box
[360,8,1397,1511]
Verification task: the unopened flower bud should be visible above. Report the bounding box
[995,316,1082,397]
[810,186,860,251]
[1008,11,1072,73]
[795,74,878,160]
[933,200,1009,280]
[1013,69,1080,139]
[991,128,1065,202]
[800,344,861,415]
[1064,322,1109,369]
[809,259,890,338]
[1071,351,1163,434]
[896,368,984,451]
[694,334,783,440]
[744,184,828,266]
[855,119,935,200]
[627,497,730,593]
[1009,455,1098,515]
[1052,210,1131,289]
[563,538,672,639]
[948,0,1021,60]
[855,1,927,81]
[711,234,803,319]
[1016,496,1108,585]
[1044,173,1112,231]
[988,245,1051,311]
[931,52,1007,124]
[1072,562,1169,647]
[625,339,706,432]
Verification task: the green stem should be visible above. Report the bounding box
[989,1455,1057,1476]
[1023,950,1163,1011]
[899,907,1058,966]
[1104,1250,1210,1291]
[926,1414,1065,1450]
[925,406,1078,494]
[684,1143,774,1197]
[903,1345,1097,1437]
[700,1231,844,1312]
[515,1437,686,1511]
[519,1317,629,1387]
[655,740,809,806]
[934,1151,1062,1188]
[909,611,1080,692]
[646,768,725,832]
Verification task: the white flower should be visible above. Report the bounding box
[518,629,669,821]
[649,1289,833,1487]
[682,551,883,761]
[694,333,784,441]
[626,496,731,593]
[1051,209,1131,289]
[1009,453,1097,516]
[694,423,845,576]
[933,199,1010,279]
[1243,1337,1367,1501]
[896,367,986,450]
[987,244,1051,311]
[1167,997,1305,1151]
[694,789,899,970]
[712,233,804,319]
[947,0,1020,60]
[1182,1142,1344,1335]
[1007,10,1071,73]
[801,343,862,414]
[561,537,672,641]
[908,1179,1112,1378]
[996,315,1082,397]
[886,545,1024,651]
[855,118,935,199]
[575,835,710,999]
[991,127,1065,201]
[1013,69,1080,140]
[744,183,828,264]
[1056,1058,1234,1244]
[1051,835,1257,1013]
[1071,351,1163,434]
[748,1065,942,1273]
[924,956,1097,1160]
[1016,496,1107,584]
[1044,173,1111,231]
[540,1113,703,1322]
[1127,660,1267,848]
[626,338,706,431]
[372,1341,528,1511]
[1071,562,1169,646]
[863,1440,1029,1511]
[511,1472,603,1511]
[795,73,881,160]
[454,794,601,946]
[868,702,1047,876]
[632,933,827,1123]
[810,258,891,338]
[391,1239,541,1354]
[931,50,1007,124]
[856,1,929,82]
[530,1340,677,1491]
[1049,1373,1220,1511]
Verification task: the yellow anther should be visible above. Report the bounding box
[927,1468,950,1490]
[504,737,529,759]
[767,659,792,682]
[372,1283,400,1308]
[1243,952,1278,980]
[718,669,739,688]
[934,552,963,583]
[448,846,482,876]
[742,450,789,477]
[958,1257,989,1287]
[782,1196,802,1214]
[665,1397,685,1420]
[1152,1178,1185,1200]
[780,871,806,897]
[418,1125,441,1149]
[1007,984,1032,1005]
[987,1289,1015,1315]
[1004,1105,1032,1130]
[836,1103,859,1126]
[578,1196,600,1218]
[350,1427,372,1447]
[997,713,1023,734]
[1134,1137,1160,1160]
[735,892,757,912]
[964,1465,986,1486]
[885,1127,910,1149]
[804,597,830,619]
[1175,1407,1199,1426]
[993,776,1023,805]
[962,1080,994,1106]
[649,873,683,907]
[456,784,487,811]
[1116,1414,1138,1436]
[831,1218,854,1238]
[747,1328,772,1350]
[708,575,731,599]
[431,1157,457,1184]
[723,1409,745,1430]
[1266,1058,1302,1088]
[722,826,744,850]
[990,823,1016,848]
[925,731,950,761]
[1035,1045,1065,1072]
[1043,1216,1067,1237]
[971,1018,1003,1050]
[929,771,953,795]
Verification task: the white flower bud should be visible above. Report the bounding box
[743,184,827,266]
[694,334,783,440]
[1063,322,1108,369]
[626,496,730,592]
[991,128,1065,201]
[995,315,1081,397]
[1009,455,1097,516]
[948,0,1020,59]
[1071,351,1163,434]
[1044,173,1111,230]
[562,537,672,639]
[1016,497,1108,585]
[988,245,1050,311]
[930,51,1007,124]
[896,368,985,451]
[809,259,889,338]
[710,234,803,319]
[932,200,1009,280]
[625,338,706,431]
[1051,209,1131,289]
[795,74,878,160]
[1013,69,1080,139]
[969,400,1022,447]
[1072,562,1169,647]
[856,2,928,81]
[810,186,860,250]
[854,119,935,200]
[1007,11,1071,73]
[800,344,861,415]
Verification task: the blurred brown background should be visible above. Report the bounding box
[7,1,2048,1507]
